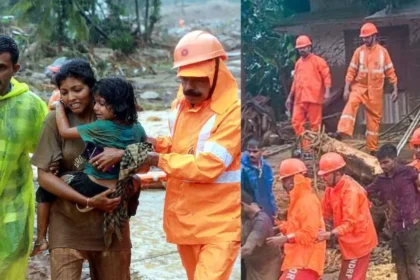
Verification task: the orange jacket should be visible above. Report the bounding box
[346,43,397,90]
[155,59,241,244]
[322,175,378,260]
[278,175,326,276]
[291,53,331,104]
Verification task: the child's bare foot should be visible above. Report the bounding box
[30,238,48,257]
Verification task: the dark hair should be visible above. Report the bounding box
[247,138,263,149]
[55,58,96,89]
[377,143,398,161]
[93,77,138,125]
[0,35,19,65]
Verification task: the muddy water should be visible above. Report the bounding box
[28,110,240,279]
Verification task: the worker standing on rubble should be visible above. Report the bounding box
[366,144,420,280]
[334,22,398,156]
[266,158,326,280]
[317,152,378,280]
[143,31,240,279]
[286,35,331,159]
[407,127,420,171]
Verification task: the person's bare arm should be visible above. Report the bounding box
[38,168,120,212]
[89,147,125,172]
[55,102,80,139]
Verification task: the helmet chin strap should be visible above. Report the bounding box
[208,57,220,99]
[332,172,337,187]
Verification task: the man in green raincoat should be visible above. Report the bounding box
[0,35,48,279]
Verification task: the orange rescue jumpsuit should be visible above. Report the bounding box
[277,174,326,279]
[291,53,331,151]
[155,59,241,280]
[338,43,398,152]
[322,175,378,279]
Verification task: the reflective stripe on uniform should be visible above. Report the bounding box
[340,114,356,122]
[168,104,180,137]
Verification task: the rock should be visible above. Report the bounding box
[146,116,162,122]
[31,72,47,81]
[227,66,240,78]
[140,91,161,100]
[226,59,241,67]
[218,35,240,51]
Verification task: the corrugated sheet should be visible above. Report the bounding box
[356,93,409,124]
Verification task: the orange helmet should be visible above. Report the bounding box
[360,23,378,38]
[318,152,346,176]
[279,158,307,180]
[295,35,312,49]
[173,30,227,69]
[410,128,420,146]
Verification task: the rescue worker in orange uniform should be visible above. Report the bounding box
[408,127,420,171]
[266,158,326,280]
[143,31,241,279]
[336,22,399,155]
[317,152,378,280]
[286,35,332,159]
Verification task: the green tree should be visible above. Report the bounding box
[242,0,297,120]
[12,0,89,52]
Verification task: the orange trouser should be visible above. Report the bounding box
[337,86,383,152]
[291,102,322,152]
[338,253,371,280]
[177,241,240,280]
[279,269,319,280]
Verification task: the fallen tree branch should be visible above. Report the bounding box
[304,130,382,185]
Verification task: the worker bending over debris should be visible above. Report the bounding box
[267,158,326,280]
[317,152,378,280]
